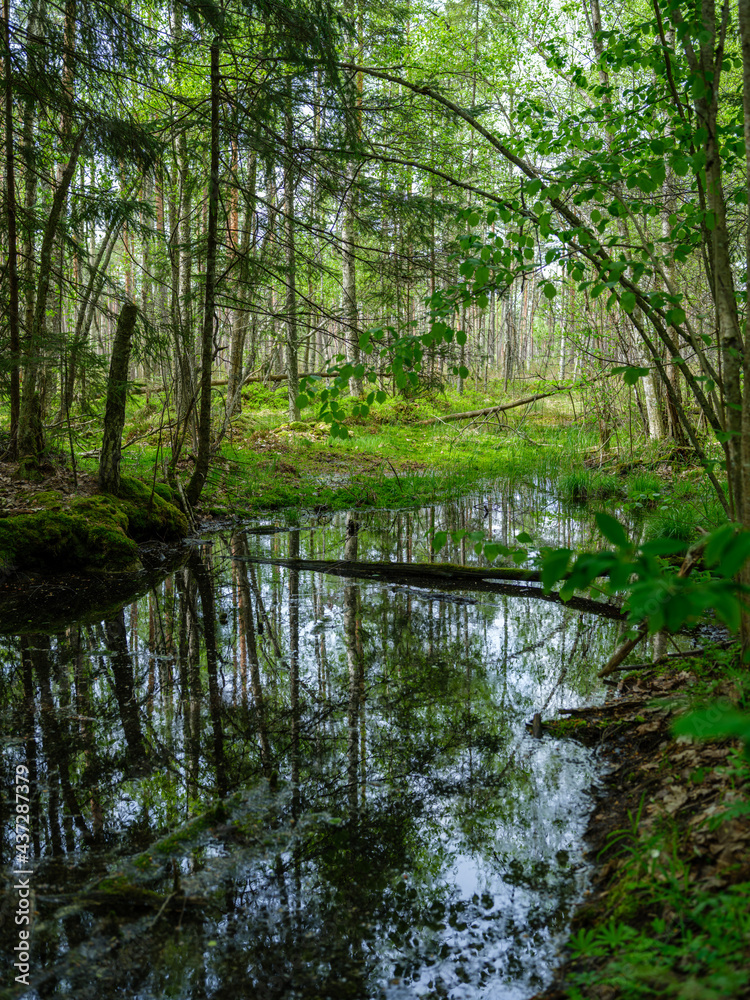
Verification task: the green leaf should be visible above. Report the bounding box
[666,307,686,326]
[612,365,649,386]
[432,531,449,552]
[483,542,509,562]
[595,513,630,548]
[714,534,750,578]
[621,290,636,313]
[295,393,309,409]
[516,532,533,543]
[673,707,750,748]
[639,538,688,557]
[704,524,737,567]
[540,548,572,592]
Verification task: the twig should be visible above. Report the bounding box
[385,458,404,493]
[600,641,735,673]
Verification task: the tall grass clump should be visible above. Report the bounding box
[558,471,624,503]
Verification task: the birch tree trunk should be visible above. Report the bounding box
[342,162,362,396]
[284,87,300,422]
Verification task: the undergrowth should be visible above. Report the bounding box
[16,380,727,526]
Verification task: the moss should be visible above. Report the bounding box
[0,477,188,576]
[151,481,176,504]
[0,494,140,575]
[151,802,230,855]
[116,476,188,541]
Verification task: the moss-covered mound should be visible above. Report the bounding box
[115,477,187,541]
[0,479,188,576]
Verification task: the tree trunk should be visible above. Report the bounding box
[3,0,20,455]
[186,38,220,507]
[342,162,362,395]
[98,302,138,494]
[17,133,84,469]
[284,88,300,421]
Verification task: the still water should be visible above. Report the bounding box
[1,492,630,999]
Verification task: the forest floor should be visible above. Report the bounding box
[48,378,723,529]
[531,651,750,1000]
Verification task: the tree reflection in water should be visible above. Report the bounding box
[0,498,628,1000]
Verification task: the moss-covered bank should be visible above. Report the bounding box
[0,476,188,576]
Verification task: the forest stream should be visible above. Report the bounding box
[0,488,687,1000]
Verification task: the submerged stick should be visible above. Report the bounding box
[598,623,649,678]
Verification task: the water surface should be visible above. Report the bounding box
[0,491,632,999]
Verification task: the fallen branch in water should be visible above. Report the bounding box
[234,555,624,620]
[598,537,710,678]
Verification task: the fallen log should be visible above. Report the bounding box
[558,698,650,716]
[414,377,608,427]
[600,640,735,673]
[234,555,624,619]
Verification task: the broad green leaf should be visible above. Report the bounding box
[595,512,630,548]
[666,307,686,326]
[540,548,572,592]
[673,708,750,750]
[432,531,449,552]
[639,538,688,557]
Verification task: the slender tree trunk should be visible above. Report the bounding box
[736,0,750,649]
[17,133,84,467]
[186,38,220,507]
[284,87,300,421]
[3,0,20,455]
[342,162,362,396]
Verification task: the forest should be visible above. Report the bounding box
[2,0,750,996]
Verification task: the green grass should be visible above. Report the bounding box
[3,379,731,527]
[559,470,625,503]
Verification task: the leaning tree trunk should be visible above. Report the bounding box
[98,302,138,494]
